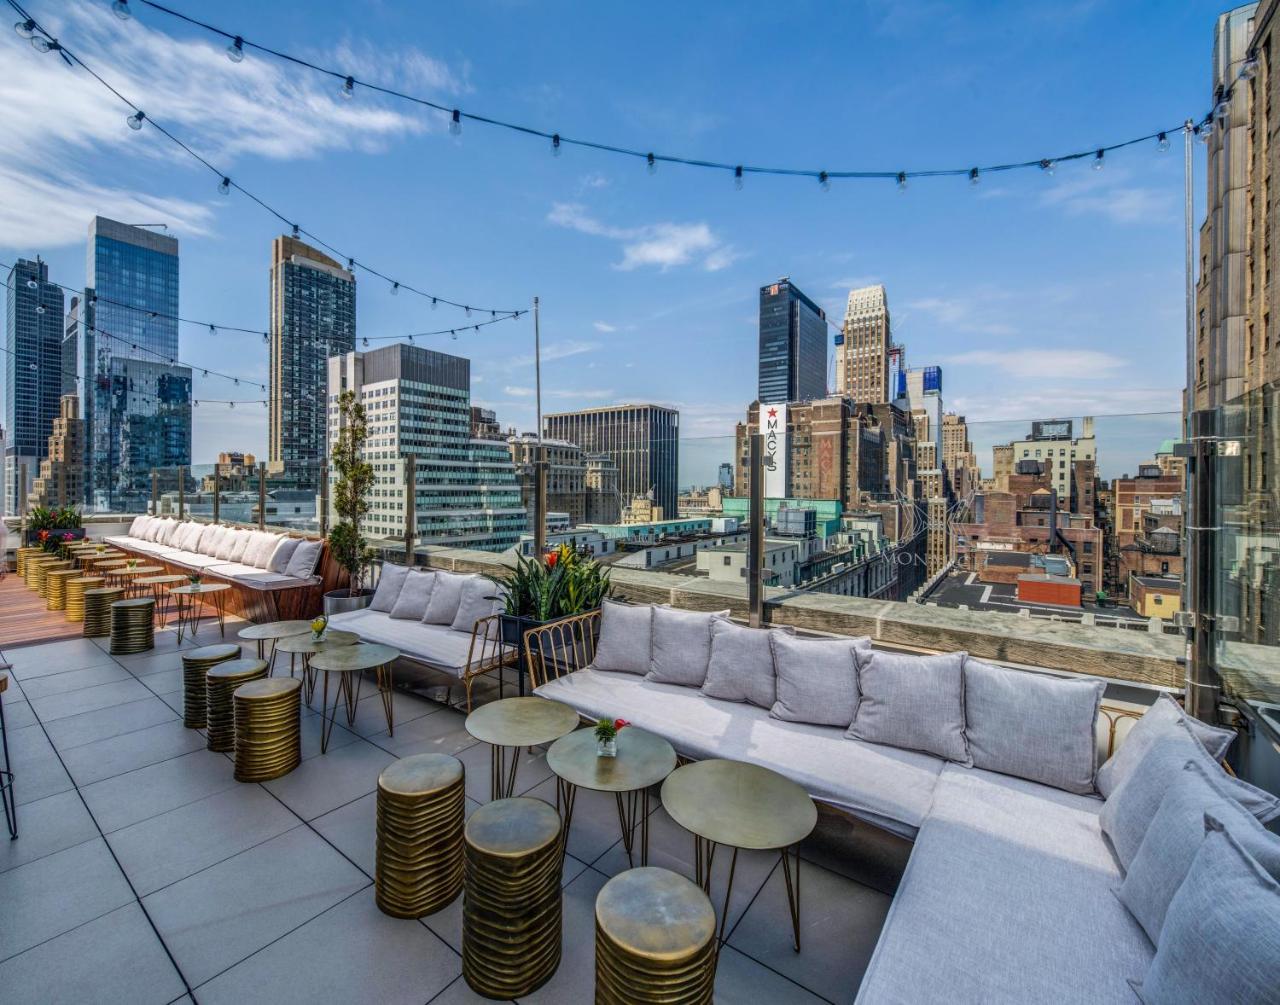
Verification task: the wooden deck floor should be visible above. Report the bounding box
[0,572,85,649]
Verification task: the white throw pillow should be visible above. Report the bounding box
[590,600,654,675]
[267,537,301,573]
[142,516,163,542]
[449,577,504,633]
[390,570,436,620]
[227,529,252,564]
[646,607,730,688]
[245,532,281,569]
[196,524,219,555]
[370,563,412,613]
[128,515,146,537]
[284,539,323,579]
[213,527,239,561]
[156,519,179,546]
[422,570,471,625]
[179,522,203,552]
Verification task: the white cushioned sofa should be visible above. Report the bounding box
[529,600,1280,1004]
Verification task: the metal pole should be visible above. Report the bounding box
[533,297,542,440]
[150,468,159,515]
[404,453,416,566]
[17,462,27,516]
[748,433,764,628]
[177,466,185,521]
[534,445,547,556]
[212,462,221,524]
[257,462,267,530]
[319,460,329,537]
[1183,119,1195,440]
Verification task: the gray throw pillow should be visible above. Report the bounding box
[450,576,503,633]
[646,607,730,688]
[266,537,301,574]
[422,570,469,625]
[370,563,411,613]
[589,600,654,676]
[848,650,971,764]
[702,621,794,709]
[1099,721,1280,872]
[1117,760,1280,944]
[1132,820,1280,1003]
[963,658,1103,793]
[389,570,436,620]
[1096,693,1236,798]
[284,539,323,579]
[769,633,867,728]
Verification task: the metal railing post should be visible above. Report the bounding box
[1185,408,1221,723]
[258,462,267,530]
[404,453,416,566]
[319,460,329,536]
[150,468,159,515]
[212,462,221,523]
[748,432,764,628]
[534,444,547,556]
[177,466,185,520]
[17,462,28,516]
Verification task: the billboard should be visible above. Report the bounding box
[922,365,942,394]
[760,403,787,498]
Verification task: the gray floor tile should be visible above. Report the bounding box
[0,697,37,730]
[263,739,395,821]
[139,667,185,696]
[117,649,187,678]
[42,695,178,751]
[726,858,892,1003]
[5,638,115,679]
[521,774,643,867]
[196,891,461,1003]
[0,902,186,1004]
[715,945,827,1003]
[28,677,154,723]
[298,708,361,761]
[363,704,477,760]
[0,789,98,874]
[18,662,132,699]
[143,826,369,988]
[427,974,513,1005]
[80,748,238,833]
[455,736,555,804]
[158,691,184,716]
[339,686,438,738]
[0,838,135,961]
[108,785,300,896]
[8,723,74,806]
[61,719,208,786]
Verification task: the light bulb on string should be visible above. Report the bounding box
[734,165,744,190]
[391,281,399,296]
[431,298,437,310]
[347,258,354,271]
[1241,55,1260,81]
[226,36,244,63]
[14,18,35,38]
[229,401,234,409]
[28,362,37,372]
[969,167,980,187]
[341,76,354,99]
[209,324,217,335]
[408,334,415,345]
[450,330,457,341]
[127,110,145,130]
[647,153,656,175]
[291,224,300,239]
[1039,159,1056,177]
[897,171,908,193]
[262,332,268,344]
[363,338,369,347]
[449,109,461,136]
[1215,99,1231,123]
[112,0,132,20]
[1093,149,1105,171]
[25,278,36,290]
[818,171,830,192]
[1157,132,1170,153]
[551,133,561,157]
[30,35,52,52]
[218,176,231,196]
[464,306,471,317]
[36,304,45,315]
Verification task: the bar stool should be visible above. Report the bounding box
[15,546,42,578]
[64,576,104,622]
[26,556,62,593]
[110,598,156,655]
[594,868,717,1005]
[181,644,241,729]
[463,797,563,998]
[375,754,465,918]
[205,658,269,752]
[0,668,15,839]
[232,677,302,782]
[83,587,125,638]
[45,568,79,611]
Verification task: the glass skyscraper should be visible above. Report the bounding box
[4,257,65,514]
[758,277,827,405]
[85,217,191,511]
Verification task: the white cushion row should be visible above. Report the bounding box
[108,518,323,588]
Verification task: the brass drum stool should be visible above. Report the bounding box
[205,659,269,752]
[15,546,42,577]
[463,797,563,998]
[45,568,79,611]
[594,867,717,1005]
[110,598,155,655]
[232,677,302,782]
[376,754,465,919]
[83,587,125,638]
[181,643,242,729]
[65,576,104,622]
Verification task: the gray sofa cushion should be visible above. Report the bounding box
[422,570,469,625]
[449,576,503,633]
[535,667,943,838]
[589,600,653,675]
[849,650,971,765]
[283,539,323,579]
[701,621,793,709]
[328,609,489,675]
[646,607,729,688]
[769,632,865,728]
[267,537,301,574]
[1133,819,1280,1004]
[854,765,1153,1005]
[1099,721,1280,871]
[369,563,411,613]
[963,659,1103,793]
[1117,759,1280,944]
[390,570,436,620]
[1096,693,1235,798]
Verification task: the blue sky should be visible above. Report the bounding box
[1,0,1224,479]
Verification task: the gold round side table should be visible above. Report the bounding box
[110,598,156,655]
[463,797,564,999]
[83,587,125,638]
[45,568,80,611]
[65,576,105,622]
[181,643,242,729]
[205,658,269,752]
[232,677,302,782]
[376,754,465,919]
[594,867,717,1005]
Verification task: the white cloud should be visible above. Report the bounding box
[578,173,610,190]
[903,293,1018,337]
[592,321,617,333]
[952,386,1181,423]
[1039,169,1177,225]
[830,276,881,291]
[503,385,535,397]
[0,3,462,246]
[509,340,600,368]
[942,349,1127,379]
[547,202,738,272]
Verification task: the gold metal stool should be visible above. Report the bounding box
[110,598,156,656]
[15,546,42,577]
[463,797,563,999]
[26,556,62,593]
[35,559,73,598]
[83,587,125,638]
[594,867,717,1005]
[232,677,301,782]
[45,568,79,611]
[376,754,465,919]
[205,658,269,752]
[181,643,241,729]
[65,576,104,622]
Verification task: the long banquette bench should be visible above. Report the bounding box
[525,599,1280,1004]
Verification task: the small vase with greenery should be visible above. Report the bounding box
[594,717,628,758]
[326,389,376,611]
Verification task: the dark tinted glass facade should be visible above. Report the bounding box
[758,279,827,404]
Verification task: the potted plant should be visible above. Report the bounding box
[593,717,629,758]
[495,543,611,646]
[324,389,376,615]
[310,614,329,641]
[26,505,84,548]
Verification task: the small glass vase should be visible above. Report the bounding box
[596,737,617,758]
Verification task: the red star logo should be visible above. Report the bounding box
[767,407,778,418]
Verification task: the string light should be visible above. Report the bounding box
[24,278,36,289]
[1241,54,1260,81]
[391,281,399,296]
[341,75,354,99]
[449,109,461,136]
[897,171,908,193]
[647,152,656,175]
[818,171,830,192]
[13,17,34,37]
[226,34,244,63]
[291,223,300,239]
[734,165,743,190]
[968,167,980,187]
[112,0,131,19]
[1040,159,1056,176]
[127,110,145,130]
[450,329,457,340]
[1157,132,1170,153]
[1093,149,1104,171]
[218,175,231,195]
[551,133,561,157]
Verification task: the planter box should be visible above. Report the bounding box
[28,527,86,548]
[324,589,373,616]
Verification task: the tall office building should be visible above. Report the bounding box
[836,284,892,403]
[998,418,1097,504]
[62,295,81,397]
[29,394,85,509]
[86,217,190,510]
[758,278,827,404]
[270,236,356,489]
[4,258,64,514]
[326,344,526,551]
[543,405,680,518]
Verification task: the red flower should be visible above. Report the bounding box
[613,718,629,731]
[62,531,75,541]
[545,551,558,568]
[37,530,49,541]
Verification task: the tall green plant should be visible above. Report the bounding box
[328,389,376,593]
